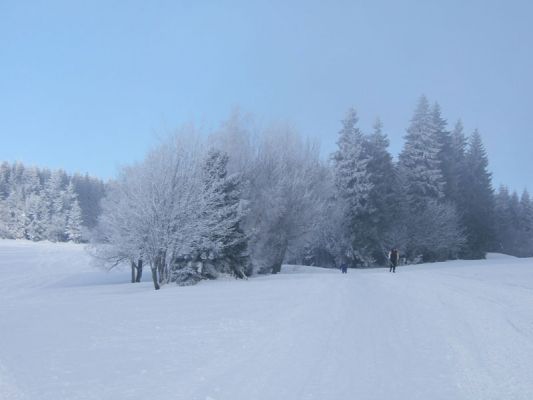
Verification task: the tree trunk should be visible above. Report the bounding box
[156,250,167,284]
[151,266,160,290]
[135,259,143,282]
[130,261,137,283]
[271,241,288,274]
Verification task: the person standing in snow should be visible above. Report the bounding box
[340,263,348,274]
[388,248,399,273]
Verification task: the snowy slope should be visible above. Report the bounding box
[1,240,533,400]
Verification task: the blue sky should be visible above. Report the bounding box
[1,0,532,191]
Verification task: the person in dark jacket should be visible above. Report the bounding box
[340,263,348,274]
[388,248,399,273]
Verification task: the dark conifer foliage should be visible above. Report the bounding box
[460,130,495,258]
[493,187,533,257]
[363,118,400,264]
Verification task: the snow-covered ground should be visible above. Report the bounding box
[1,240,533,400]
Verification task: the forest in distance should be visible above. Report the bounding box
[1,96,532,289]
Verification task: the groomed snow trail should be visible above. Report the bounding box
[0,241,532,400]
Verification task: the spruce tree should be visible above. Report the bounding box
[363,118,398,264]
[44,171,66,241]
[25,193,47,241]
[66,198,83,243]
[447,120,468,206]
[399,96,444,210]
[398,97,468,261]
[200,149,249,278]
[461,130,495,258]
[519,190,533,256]
[432,103,454,202]
[332,108,373,265]
[494,185,511,253]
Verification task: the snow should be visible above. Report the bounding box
[1,240,533,400]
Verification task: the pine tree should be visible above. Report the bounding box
[332,108,373,265]
[507,191,522,253]
[0,162,10,200]
[25,193,47,241]
[432,103,454,202]
[6,188,26,239]
[399,96,444,210]
[71,173,106,229]
[66,198,83,243]
[363,118,399,264]
[461,130,495,258]
[44,171,67,241]
[518,190,533,256]
[199,149,249,278]
[494,185,511,253]
[447,120,468,205]
[397,97,468,261]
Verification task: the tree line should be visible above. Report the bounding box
[91,96,532,289]
[0,162,106,242]
[2,96,530,289]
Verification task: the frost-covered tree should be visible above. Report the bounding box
[25,193,47,241]
[332,108,373,266]
[493,186,533,257]
[518,190,533,256]
[363,118,400,264]
[399,96,444,209]
[94,133,214,289]
[71,173,106,229]
[209,109,256,175]
[447,120,468,206]
[66,198,83,242]
[197,149,249,278]
[44,171,68,241]
[494,185,512,253]
[460,130,495,258]
[432,103,454,202]
[397,97,467,261]
[245,125,326,274]
[0,162,10,199]
[6,188,26,239]
[0,162,104,242]
[406,200,465,261]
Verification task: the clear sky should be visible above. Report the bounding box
[1,0,532,191]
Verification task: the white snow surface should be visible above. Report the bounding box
[1,240,533,400]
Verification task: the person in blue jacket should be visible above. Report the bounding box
[340,263,348,274]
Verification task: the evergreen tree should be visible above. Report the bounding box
[25,193,47,241]
[44,172,67,242]
[332,108,373,265]
[461,130,495,258]
[518,190,533,256]
[363,118,399,264]
[398,97,467,261]
[71,173,106,229]
[0,162,104,241]
[494,185,511,253]
[199,149,249,278]
[66,201,83,243]
[508,191,522,253]
[6,188,26,239]
[0,162,10,199]
[447,120,468,205]
[432,103,454,202]
[399,96,444,210]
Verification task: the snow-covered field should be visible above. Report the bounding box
[1,240,532,400]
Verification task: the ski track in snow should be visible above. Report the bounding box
[0,240,533,400]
